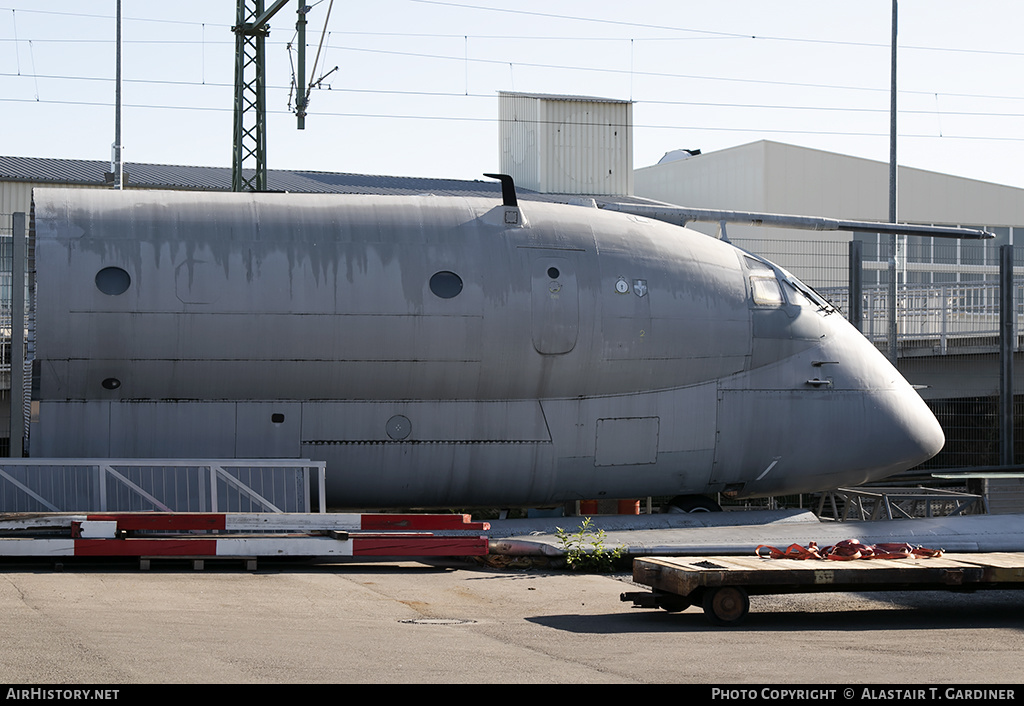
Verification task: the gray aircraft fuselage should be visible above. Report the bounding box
[31,188,943,507]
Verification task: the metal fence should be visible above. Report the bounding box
[0,459,327,513]
[0,212,32,458]
[817,281,1024,355]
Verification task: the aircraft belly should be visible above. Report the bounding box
[300,400,551,442]
[297,400,555,505]
[539,383,719,501]
[33,400,239,458]
[32,401,112,457]
[711,388,933,496]
[304,384,722,506]
[306,442,555,507]
[594,417,660,466]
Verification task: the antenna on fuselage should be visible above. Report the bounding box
[483,173,518,207]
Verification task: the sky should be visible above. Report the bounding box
[2,1,1024,189]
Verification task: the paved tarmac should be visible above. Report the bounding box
[0,557,1021,684]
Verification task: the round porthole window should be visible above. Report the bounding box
[429,271,463,299]
[95,267,131,295]
[386,415,412,441]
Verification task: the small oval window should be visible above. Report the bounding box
[95,267,131,295]
[429,271,463,299]
[547,267,560,279]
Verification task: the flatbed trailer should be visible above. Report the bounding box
[621,553,1024,626]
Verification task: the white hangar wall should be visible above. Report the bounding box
[636,140,1024,226]
[634,140,1024,290]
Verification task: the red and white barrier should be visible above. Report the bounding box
[0,512,490,559]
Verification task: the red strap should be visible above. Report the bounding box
[756,543,822,560]
[758,539,943,561]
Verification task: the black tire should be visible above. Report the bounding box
[653,590,690,613]
[701,586,750,626]
[661,494,723,513]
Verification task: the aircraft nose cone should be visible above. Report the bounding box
[825,319,945,479]
[889,385,945,468]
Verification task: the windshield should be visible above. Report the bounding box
[742,254,836,314]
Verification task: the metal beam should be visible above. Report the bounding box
[232,1,316,189]
[250,0,291,29]
[9,213,24,457]
[848,239,863,333]
[888,0,899,366]
[295,3,307,129]
[1000,243,1014,466]
[596,203,993,240]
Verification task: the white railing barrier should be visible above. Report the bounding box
[820,280,1024,353]
[0,459,327,513]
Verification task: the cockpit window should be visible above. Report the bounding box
[744,256,783,306]
[744,256,774,274]
[782,280,814,307]
[750,276,785,306]
[775,266,836,313]
[742,254,835,314]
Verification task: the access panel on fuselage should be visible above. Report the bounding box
[529,253,579,355]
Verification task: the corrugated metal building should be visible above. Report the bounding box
[0,155,523,214]
[499,92,633,197]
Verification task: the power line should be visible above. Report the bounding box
[0,6,231,28]
[6,3,1024,59]
[3,94,1024,144]
[4,2,1024,165]
[404,0,1024,58]
[5,33,1024,105]
[8,71,1024,119]
[317,43,1024,103]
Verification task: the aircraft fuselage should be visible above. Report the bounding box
[31,189,943,507]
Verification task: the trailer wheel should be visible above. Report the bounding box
[653,590,690,613]
[661,495,723,513]
[701,586,749,626]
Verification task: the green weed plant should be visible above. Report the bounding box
[554,517,626,573]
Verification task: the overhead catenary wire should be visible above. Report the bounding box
[4,2,1024,181]
[8,3,1024,58]
[4,93,1024,144]
[7,70,1024,119]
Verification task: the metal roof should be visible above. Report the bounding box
[0,155,655,204]
[0,155,501,195]
[498,91,633,105]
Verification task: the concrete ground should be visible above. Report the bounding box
[0,556,1021,684]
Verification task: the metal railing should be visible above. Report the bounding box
[819,280,1024,355]
[816,486,988,521]
[0,459,327,513]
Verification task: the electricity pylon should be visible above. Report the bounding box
[232,0,298,192]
